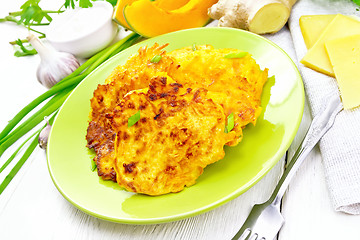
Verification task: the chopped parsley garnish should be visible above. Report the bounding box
[128,110,141,127]
[224,51,248,59]
[225,113,235,133]
[91,160,97,172]
[192,43,197,51]
[150,55,162,63]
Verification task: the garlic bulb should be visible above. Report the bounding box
[38,117,52,150]
[27,34,80,88]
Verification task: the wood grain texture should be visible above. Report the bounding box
[2,1,360,240]
[0,148,284,240]
[279,98,360,240]
[0,2,284,239]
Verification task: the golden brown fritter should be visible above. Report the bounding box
[86,43,179,181]
[110,74,237,195]
[168,45,268,146]
[86,43,268,194]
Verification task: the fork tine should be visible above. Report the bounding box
[238,228,251,240]
[248,233,258,240]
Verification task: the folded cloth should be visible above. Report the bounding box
[288,0,360,214]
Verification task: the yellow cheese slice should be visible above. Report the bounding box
[325,35,360,109]
[299,15,336,49]
[300,14,360,77]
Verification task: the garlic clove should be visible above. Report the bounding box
[38,118,52,150]
[27,34,80,89]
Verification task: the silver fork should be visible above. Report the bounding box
[232,95,343,240]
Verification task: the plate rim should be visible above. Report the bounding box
[47,27,305,224]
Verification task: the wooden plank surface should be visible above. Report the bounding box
[0,149,284,240]
[1,1,360,240]
[0,2,284,239]
[279,100,360,240]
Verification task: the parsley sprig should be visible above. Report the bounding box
[65,0,93,9]
[64,0,117,9]
[17,0,53,26]
[13,39,37,57]
[1,0,62,34]
[0,0,62,56]
[0,0,117,57]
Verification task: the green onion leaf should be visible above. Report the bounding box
[0,132,39,195]
[225,113,235,133]
[91,160,97,172]
[352,0,360,6]
[150,55,162,63]
[0,32,141,195]
[0,130,39,174]
[128,110,141,127]
[224,51,248,59]
[192,43,197,51]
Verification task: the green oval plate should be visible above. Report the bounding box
[47,27,304,224]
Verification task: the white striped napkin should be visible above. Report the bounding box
[287,0,360,214]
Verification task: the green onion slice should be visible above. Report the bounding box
[128,110,141,127]
[225,113,235,133]
[192,43,197,51]
[150,55,162,63]
[224,51,248,59]
[91,160,97,172]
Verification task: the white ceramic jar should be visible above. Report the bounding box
[46,1,118,58]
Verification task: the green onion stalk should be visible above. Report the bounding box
[0,32,141,194]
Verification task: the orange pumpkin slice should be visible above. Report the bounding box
[113,0,191,29]
[123,0,217,37]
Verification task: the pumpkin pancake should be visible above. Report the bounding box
[168,45,268,146]
[86,43,268,194]
[111,74,236,195]
[86,43,179,181]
